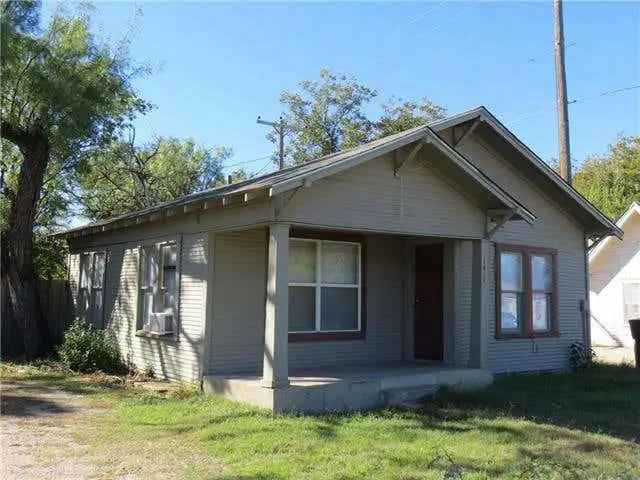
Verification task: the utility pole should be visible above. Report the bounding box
[257,116,287,170]
[554,0,572,183]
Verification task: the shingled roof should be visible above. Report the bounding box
[59,106,621,240]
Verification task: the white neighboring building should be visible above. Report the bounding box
[590,202,640,348]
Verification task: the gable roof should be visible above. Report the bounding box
[432,106,622,239]
[59,106,620,239]
[589,202,640,262]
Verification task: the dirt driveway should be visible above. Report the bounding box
[0,380,101,479]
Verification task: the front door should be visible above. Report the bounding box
[414,244,444,360]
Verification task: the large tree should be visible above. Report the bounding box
[1,1,149,357]
[76,134,231,220]
[276,69,377,165]
[1,140,70,279]
[376,97,446,138]
[573,136,640,220]
[274,69,446,165]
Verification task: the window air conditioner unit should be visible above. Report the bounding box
[144,312,173,335]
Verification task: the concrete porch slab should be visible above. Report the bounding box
[203,363,493,413]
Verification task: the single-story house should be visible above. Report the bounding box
[590,201,640,349]
[61,106,621,412]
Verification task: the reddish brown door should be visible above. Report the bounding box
[414,244,444,361]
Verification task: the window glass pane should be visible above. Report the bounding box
[163,270,176,310]
[92,289,104,326]
[141,291,154,328]
[321,242,358,285]
[289,286,315,332]
[623,283,640,321]
[92,253,105,288]
[145,247,158,287]
[320,287,358,331]
[532,254,553,291]
[500,252,522,291]
[79,290,89,320]
[80,254,91,289]
[289,240,316,283]
[532,292,551,331]
[501,292,522,332]
[162,243,177,268]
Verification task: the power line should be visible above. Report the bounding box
[510,83,640,125]
[222,154,272,170]
[252,157,275,177]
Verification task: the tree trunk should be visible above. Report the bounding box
[1,126,50,358]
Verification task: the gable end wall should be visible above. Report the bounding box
[459,135,588,373]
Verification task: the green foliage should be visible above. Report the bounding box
[277,69,377,165]
[76,135,231,220]
[275,69,446,165]
[1,141,69,277]
[376,96,446,138]
[573,136,640,220]
[58,320,123,373]
[227,168,248,184]
[33,233,68,278]
[568,341,596,370]
[1,4,151,159]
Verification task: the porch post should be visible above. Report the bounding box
[263,223,290,388]
[470,239,490,368]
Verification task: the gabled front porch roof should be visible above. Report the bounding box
[59,106,619,239]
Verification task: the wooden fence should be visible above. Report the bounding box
[1,278,75,357]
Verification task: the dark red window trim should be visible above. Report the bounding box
[495,243,559,340]
[287,229,366,343]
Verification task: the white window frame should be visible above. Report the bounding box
[622,280,640,324]
[288,238,362,334]
[136,239,181,336]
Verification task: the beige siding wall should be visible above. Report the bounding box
[207,229,406,375]
[459,135,588,373]
[67,127,593,377]
[208,229,266,374]
[278,152,485,239]
[590,213,640,348]
[71,232,208,381]
[454,240,473,366]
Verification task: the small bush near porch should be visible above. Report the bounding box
[2,363,638,479]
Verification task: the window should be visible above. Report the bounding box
[623,282,640,323]
[137,241,179,336]
[288,237,362,337]
[496,244,557,338]
[78,251,106,327]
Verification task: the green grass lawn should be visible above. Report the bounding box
[2,361,639,479]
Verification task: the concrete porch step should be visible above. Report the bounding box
[383,385,439,407]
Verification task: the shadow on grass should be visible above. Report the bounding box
[0,393,78,417]
[425,363,640,443]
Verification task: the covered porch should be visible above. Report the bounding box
[203,222,495,413]
[203,361,493,413]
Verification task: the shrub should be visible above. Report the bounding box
[58,320,123,373]
[569,341,596,370]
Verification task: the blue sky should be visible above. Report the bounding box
[45,1,639,177]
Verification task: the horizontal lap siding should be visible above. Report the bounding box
[209,229,267,374]
[454,241,473,366]
[208,230,406,374]
[88,233,207,381]
[459,137,588,374]
[589,214,640,348]
[279,153,484,238]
